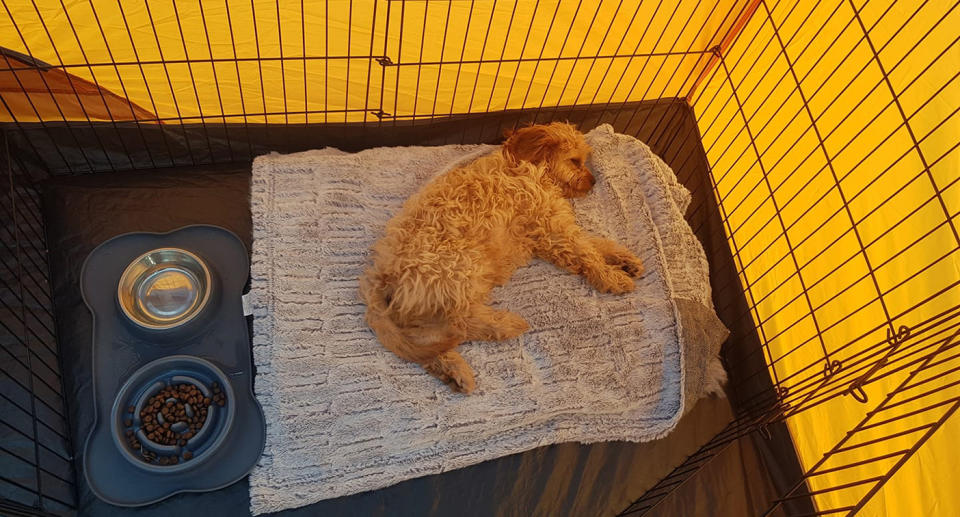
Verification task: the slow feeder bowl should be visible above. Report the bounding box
[111,356,234,473]
[81,225,264,507]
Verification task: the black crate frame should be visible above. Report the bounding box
[2,0,958,516]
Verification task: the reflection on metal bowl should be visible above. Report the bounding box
[118,248,211,329]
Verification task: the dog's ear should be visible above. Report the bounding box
[503,125,562,165]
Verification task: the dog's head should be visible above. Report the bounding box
[503,122,594,197]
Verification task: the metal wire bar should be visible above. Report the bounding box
[546,0,627,126]
[248,0,269,128]
[0,364,69,442]
[605,0,686,130]
[725,136,959,387]
[701,62,960,380]
[0,49,727,74]
[0,55,386,72]
[197,0,235,162]
[377,0,393,128]
[484,0,542,138]
[775,314,960,417]
[390,0,407,128]
[139,0,199,165]
[409,0,432,124]
[362,0,382,127]
[221,0,256,159]
[473,0,529,141]
[696,89,783,391]
[712,106,959,352]
[716,1,952,249]
[845,0,960,247]
[2,1,957,515]
[718,53,832,370]
[427,0,453,122]
[344,0,354,125]
[617,411,775,516]
[732,279,960,420]
[170,0,216,161]
[0,3,84,172]
[529,0,586,125]
[644,0,773,186]
[52,0,136,170]
[460,0,517,143]
[0,477,74,510]
[764,328,960,516]
[7,134,42,510]
[0,311,60,382]
[0,413,69,467]
[275,0,288,124]
[304,0,310,123]
[0,440,71,486]
[753,0,896,349]
[621,0,717,132]
[726,211,959,406]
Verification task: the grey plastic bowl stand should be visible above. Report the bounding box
[81,225,265,506]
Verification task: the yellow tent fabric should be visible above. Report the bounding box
[1,0,742,124]
[1,1,957,515]
[694,0,959,514]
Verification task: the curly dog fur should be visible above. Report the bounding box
[359,123,644,393]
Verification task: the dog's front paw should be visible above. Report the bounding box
[618,255,645,278]
[593,268,636,294]
[603,251,645,278]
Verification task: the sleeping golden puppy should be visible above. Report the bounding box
[359,122,644,393]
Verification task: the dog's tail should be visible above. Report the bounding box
[359,271,462,364]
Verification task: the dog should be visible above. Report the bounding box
[359,122,644,394]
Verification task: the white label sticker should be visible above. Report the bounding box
[242,293,253,316]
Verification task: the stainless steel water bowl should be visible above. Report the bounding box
[118,248,211,329]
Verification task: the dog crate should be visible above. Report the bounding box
[1,0,957,515]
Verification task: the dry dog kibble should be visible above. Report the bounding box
[128,380,226,465]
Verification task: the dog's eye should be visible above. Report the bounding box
[570,158,582,167]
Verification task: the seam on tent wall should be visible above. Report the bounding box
[686,0,763,103]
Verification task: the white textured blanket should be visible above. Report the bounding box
[248,125,728,515]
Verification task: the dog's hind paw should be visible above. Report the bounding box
[446,368,476,394]
[424,351,476,394]
[496,312,530,340]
